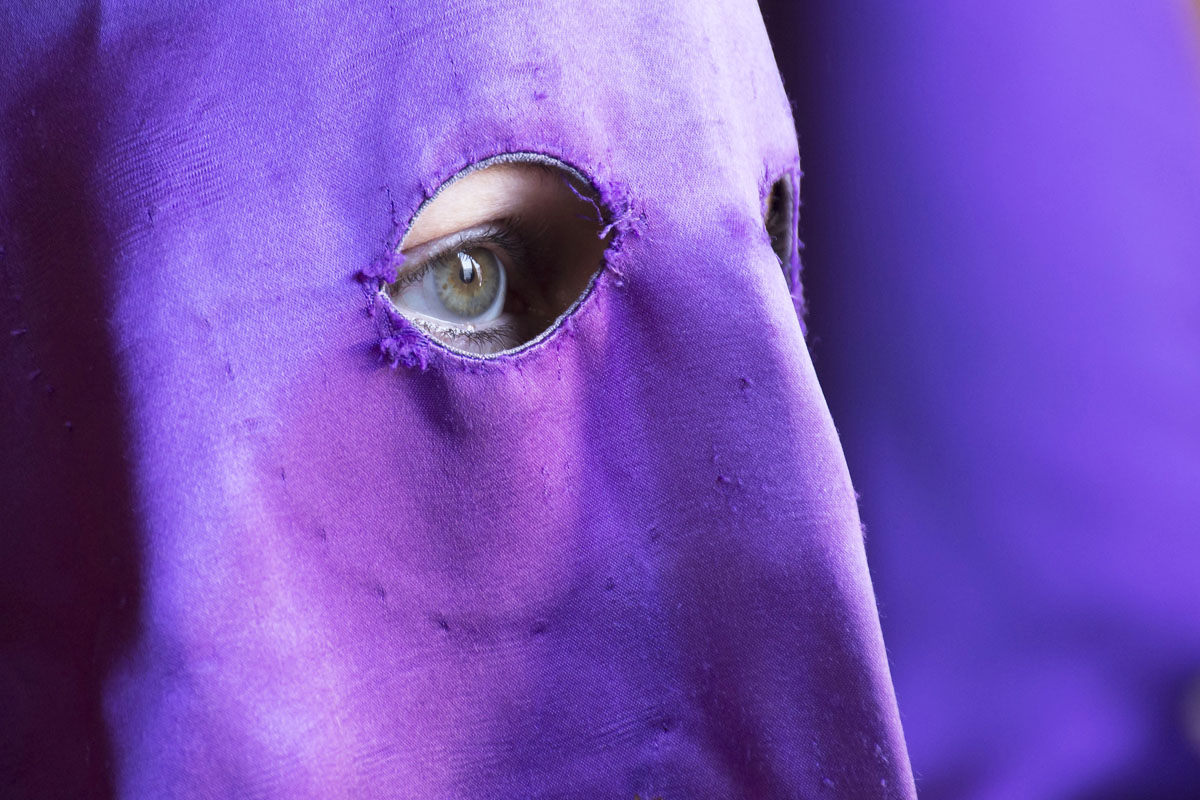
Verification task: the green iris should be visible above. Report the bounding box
[431,247,503,319]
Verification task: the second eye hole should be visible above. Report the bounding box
[383,158,609,356]
[764,173,795,286]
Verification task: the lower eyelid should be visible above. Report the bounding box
[408,313,515,343]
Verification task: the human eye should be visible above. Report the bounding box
[383,223,528,354]
[377,159,609,357]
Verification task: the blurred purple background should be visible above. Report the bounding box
[760,2,1200,797]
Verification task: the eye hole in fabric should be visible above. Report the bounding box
[372,156,611,360]
[764,172,796,288]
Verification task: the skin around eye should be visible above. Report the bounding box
[381,161,608,355]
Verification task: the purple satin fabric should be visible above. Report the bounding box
[1,2,915,796]
[763,0,1200,797]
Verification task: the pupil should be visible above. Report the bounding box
[457,252,478,284]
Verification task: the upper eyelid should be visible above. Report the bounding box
[399,220,520,263]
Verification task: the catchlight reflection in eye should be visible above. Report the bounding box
[381,160,609,355]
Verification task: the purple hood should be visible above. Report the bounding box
[1,1,913,797]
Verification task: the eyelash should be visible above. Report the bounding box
[410,317,516,348]
[391,219,529,289]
